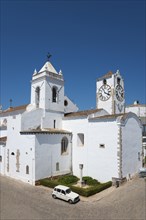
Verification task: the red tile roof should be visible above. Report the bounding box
[20,128,71,135]
[65,109,103,118]
[97,71,113,81]
[0,104,27,114]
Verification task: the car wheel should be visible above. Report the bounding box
[52,194,56,199]
[68,199,73,204]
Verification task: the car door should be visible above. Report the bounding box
[56,188,62,199]
[60,190,67,201]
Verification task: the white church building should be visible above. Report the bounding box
[0,60,143,185]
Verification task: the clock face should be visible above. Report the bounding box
[98,84,111,101]
[115,85,124,101]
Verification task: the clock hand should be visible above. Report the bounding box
[102,88,108,94]
[104,91,110,95]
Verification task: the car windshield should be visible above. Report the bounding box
[66,188,71,194]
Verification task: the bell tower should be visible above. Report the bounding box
[96,70,125,115]
[30,61,64,113]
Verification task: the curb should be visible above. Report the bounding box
[80,186,115,202]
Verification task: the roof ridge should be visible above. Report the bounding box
[97,71,113,81]
[65,108,103,117]
[0,104,28,114]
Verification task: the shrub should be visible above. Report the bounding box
[58,175,79,185]
[82,176,100,185]
[70,181,112,197]
[39,178,58,188]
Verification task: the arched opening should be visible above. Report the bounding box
[61,137,68,154]
[52,87,58,103]
[35,87,40,107]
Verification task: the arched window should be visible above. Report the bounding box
[52,87,57,103]
[35,87,40,107]
[61,137,68,155]
[26,165,29,174]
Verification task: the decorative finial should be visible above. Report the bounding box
[59,70,62,75]
[116,69,120,74]
[47,52,52,61]
[33,69,37,75]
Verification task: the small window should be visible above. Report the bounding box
[61,137,68,154]
[11,152,15,155]
[0,155,2,162]
[77,133,84,146]
[138,152,140,161]
[64,100,68,106]
[99,144,105,148]
[54,120,56,129]
[26,165,29,174]
[56,162,59,171]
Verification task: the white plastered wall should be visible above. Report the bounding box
[63,117,119,182]
[5,114,36,185]
[35,133,72,181]
[121,116,142,178]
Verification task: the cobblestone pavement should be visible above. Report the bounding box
[0,175,146,220]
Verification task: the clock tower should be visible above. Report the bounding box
[96,70,125,115]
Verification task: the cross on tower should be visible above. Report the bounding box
[47,52,52,61]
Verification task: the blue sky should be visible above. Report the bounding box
[1,0,145,110]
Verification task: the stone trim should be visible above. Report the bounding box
[117,126,122,178]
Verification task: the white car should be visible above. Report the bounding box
[52,185,80,204]
[139,168,146,178]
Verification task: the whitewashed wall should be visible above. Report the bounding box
[64,96,78,113]
[21,108,43,130]
[87,119,119,182]
[41,111,64,129]
[122,115,142,178]
[125,105,146,117]
[35,133,72,181]
[5,114,35,185]
[63,117,119,182]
